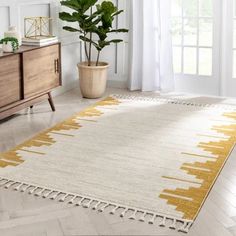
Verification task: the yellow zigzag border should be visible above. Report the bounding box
[160,112,236,220]
[0,96,120,168]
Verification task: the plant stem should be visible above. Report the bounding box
[84,32,89,63]
[88,32,92,66]
[88,7,93,66]
[96,51,101,66]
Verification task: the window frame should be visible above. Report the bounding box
[172,0,222,96]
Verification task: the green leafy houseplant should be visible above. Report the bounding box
[0,37,19,52]
[59,0,128,66]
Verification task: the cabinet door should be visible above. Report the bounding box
[23,44,61,98]
[0,55,21,107]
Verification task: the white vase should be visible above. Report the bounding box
[4,26,22,46]
[2,42,14,53]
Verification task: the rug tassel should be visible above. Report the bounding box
[178,222,192,233]
[159,217,166,227]
[50,191,60,200]
[59,194,69,202]
[110,205,119,215]
[120,208,129,218]
[76,197,85,206]
[21,185,30,192]
[98,203,109,212]
[14,183,24,191]
[169,219,177,230]
[139,212,146,222]
[35,189,45,197]
[0,179,7,186]
[83,199,93,208]
[1,180,10,187]
[43,190,53,198]
[29,187,38,195]
[92,201,101,210]
[129,210,137,220]
[68,196,77,204]
[148,214,156,224]
[4,181,14,189]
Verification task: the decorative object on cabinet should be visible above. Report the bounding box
[0,43,61,120]
[24,16,53,39]
[22,36,58,46]
[59,0,128,99]
[0,37,19,53]
[4,26,22,46]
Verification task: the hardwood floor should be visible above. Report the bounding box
[1,88,236,236]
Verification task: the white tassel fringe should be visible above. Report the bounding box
[0,177,193,233]
[112,94,236,111]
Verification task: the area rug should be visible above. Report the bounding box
[0,95,235,233]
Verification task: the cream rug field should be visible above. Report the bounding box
[0,94,235,233]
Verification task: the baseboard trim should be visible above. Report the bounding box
[52,81,79,97]
[52,79,128,98]
[107,80,127,89]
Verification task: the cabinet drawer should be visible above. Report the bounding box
[0,55,21,107]
[23,44,61,98]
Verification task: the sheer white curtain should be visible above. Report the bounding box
[128,0,174,92]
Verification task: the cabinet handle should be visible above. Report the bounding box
[54,59,57,73]
[54,59,59,74]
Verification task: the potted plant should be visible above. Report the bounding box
[59,0,128,98]
[0,37,19,53]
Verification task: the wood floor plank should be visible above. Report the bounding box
[192,208,234,236]
[213,186,236,207]
[217,176,236,195]
[208,190,236,217]
[0,209,70,230]
[202,200,236,228]
[1,220,61,236]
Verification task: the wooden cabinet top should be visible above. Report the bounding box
[0,43,60,59]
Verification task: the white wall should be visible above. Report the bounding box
[0,0,130,95]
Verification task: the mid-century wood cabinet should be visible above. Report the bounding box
[0,43,61,120]
[0,54,21,108]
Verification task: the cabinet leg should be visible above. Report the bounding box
[48,92,56,112]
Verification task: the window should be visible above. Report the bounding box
[172,0,213,76]
[233,0,236,78]
[171,0,236,96]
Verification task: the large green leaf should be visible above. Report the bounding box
[108,29,129,33]
[98,39,123,50]
[60,0,81,11]
[63,26,82,33]
[101,14,113,29]
[108,39,123,43]
[85,11,102,23]
[59,12,78,22]
[81,0,98,12]
[112,10,124,17]
[100,1,117,15]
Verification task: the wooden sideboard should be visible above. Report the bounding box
[0,43,61,120]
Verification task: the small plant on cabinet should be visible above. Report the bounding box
[0,37,19,53]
